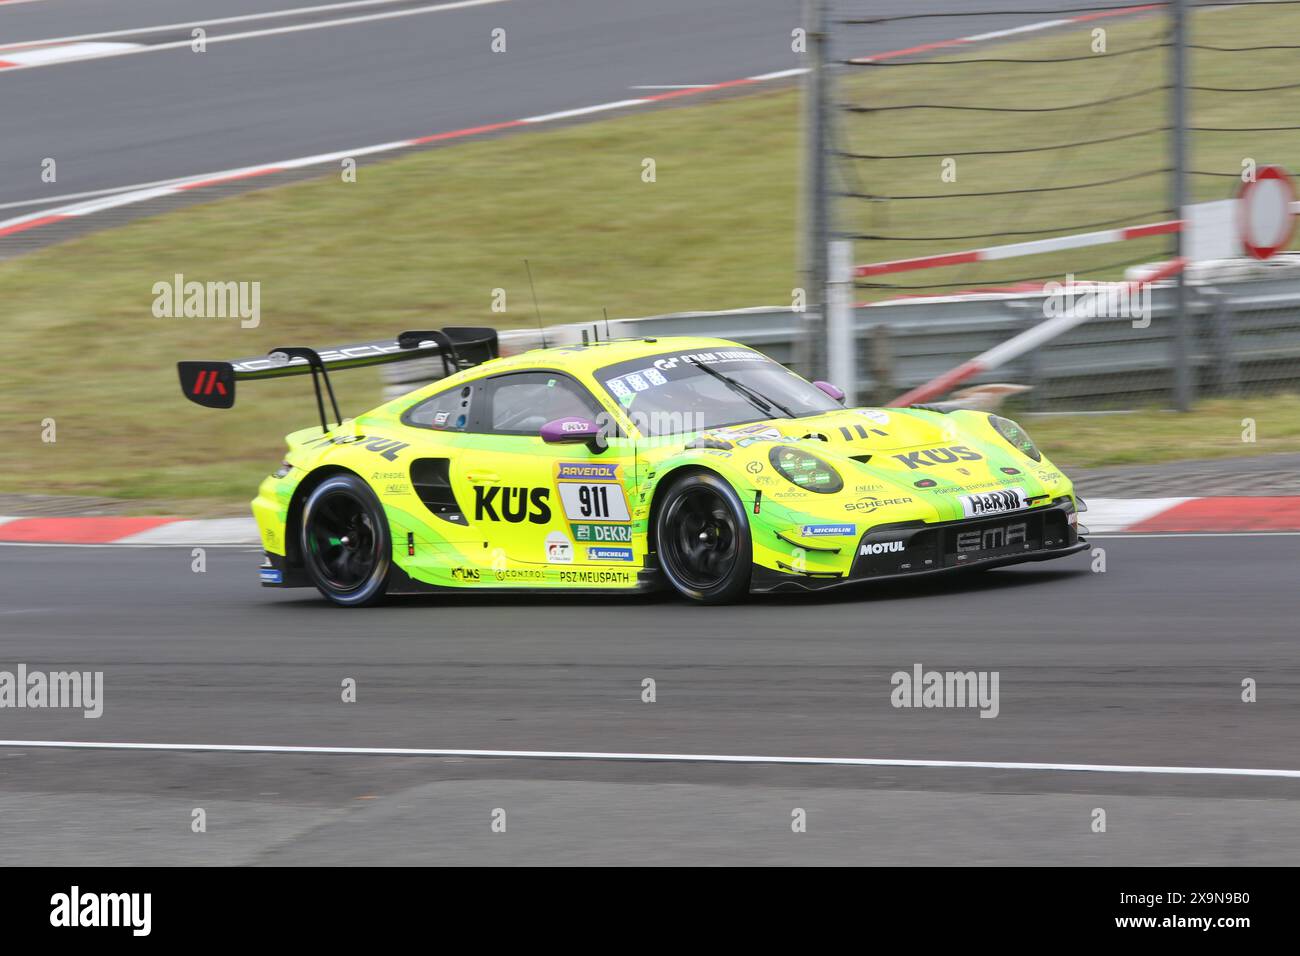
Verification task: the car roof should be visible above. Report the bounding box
[468,335,755,380]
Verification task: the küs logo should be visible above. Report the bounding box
[50,886,151,936]
[474,486,551,524]
[892,446,983,470]
[152,273,260,328]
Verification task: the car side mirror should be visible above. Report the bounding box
[541,416,602,445]
[814,380,845,403]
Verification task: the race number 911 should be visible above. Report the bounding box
[559,483,630,522]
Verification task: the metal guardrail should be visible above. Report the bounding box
[384,256,1300,411]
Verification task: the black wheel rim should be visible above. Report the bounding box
[306,490,379,593]
[662,486,739,591]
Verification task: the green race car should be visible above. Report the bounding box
[179,328,1087,605]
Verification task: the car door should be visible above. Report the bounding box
[452,369,638,574]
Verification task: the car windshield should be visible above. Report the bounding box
[596,347,841,437]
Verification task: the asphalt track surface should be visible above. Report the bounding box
[2,533,1298,865]
[1,0,1134,214]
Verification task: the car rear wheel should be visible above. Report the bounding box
[301,473,391,606]
[655,472,752,604]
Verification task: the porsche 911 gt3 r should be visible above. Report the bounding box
[179,328,1087,605]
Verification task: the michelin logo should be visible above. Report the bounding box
[801,524,855,537]
[587,546,634,562]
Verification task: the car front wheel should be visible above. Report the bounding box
[655,471,752,604]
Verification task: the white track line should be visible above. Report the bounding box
[2,739,1298,778]
[749,68,810,81]
[0,174,214,211]
[0,0,499,51]
[0,0,516,71]
[520,99,649,123]
[0,41,142,66]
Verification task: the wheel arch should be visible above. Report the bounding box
[284,464,362,569]
[645,462,737,555]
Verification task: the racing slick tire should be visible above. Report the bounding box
[655,471,753,604]
[300,473,392,607]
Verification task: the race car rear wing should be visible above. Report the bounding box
[178,327,498,431]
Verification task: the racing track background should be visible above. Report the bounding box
[2,0,1298,866]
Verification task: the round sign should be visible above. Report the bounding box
[1238,165,1297,260]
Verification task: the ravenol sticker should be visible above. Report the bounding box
[587,546,634,562]
[800,524,856,537]
[556,461,620,482]
[571,522,633,543]
[259,568,283,584]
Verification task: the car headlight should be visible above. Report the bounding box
[988,415,1042,462]
[768,445,843,494]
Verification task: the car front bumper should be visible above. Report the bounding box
[751,500,1087,593]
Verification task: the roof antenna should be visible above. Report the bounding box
[603,306,612,341]
[524,258,546,348]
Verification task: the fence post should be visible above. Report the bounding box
[798,0,831,382]
[1170,0,1195,411]
[827,239,856,402]
[1006,300,1044,412]
[869,321,894,405]
[1204,287,1239,395]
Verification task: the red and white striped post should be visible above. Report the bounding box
[888,258,1187,407]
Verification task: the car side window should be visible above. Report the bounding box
[483,372,601,436]
[404,383,475,431]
